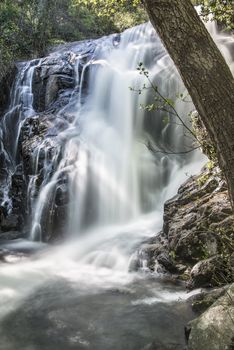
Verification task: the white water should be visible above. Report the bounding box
[30,23,204,240]
[0,60,41,211]
[0,19,233,349]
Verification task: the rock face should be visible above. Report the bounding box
[0,65,17,116]
[137,166,234,288]
[0,37,118,241]
[186,283,234,350]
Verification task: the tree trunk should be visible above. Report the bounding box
[144,0,234,209]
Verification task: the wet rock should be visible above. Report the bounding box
[10,165,27,226]
[188,255,232,289]
[32,53,75,112]
[134,232,171,272]
[47,203,69,242]
[0,248,28,263]
[128,254,143,272]
[174,231,218,263]
[175,263,187,273]
[187,283,234,350]
[142,342,158,350]
[165,171,233,264]
[157,253,178,274]
[189,286,228,313]
[37,181,69,243]
[142,341,183,350]
[15,51,80,241]
[0,38,113,241]
[0,165,27,233]
[0,231,24,241]
[0,65,17,116]
[20,115,61,178]
[0,214,19,232]
[142,342,181,350]
[55,184,69,206]
[44,74,75,109]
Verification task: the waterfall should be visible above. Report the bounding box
[26,23,204,241]
[0,22,209,278]
[0,59,41,213]
[0,19,232,265]
[0,19,234,350]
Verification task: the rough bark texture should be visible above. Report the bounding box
[144,0,234,209]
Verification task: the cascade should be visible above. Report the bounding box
[27,23,203,241]
[0,59,40,211]
[0,20,233,350]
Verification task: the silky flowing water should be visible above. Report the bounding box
[0,19,233,350]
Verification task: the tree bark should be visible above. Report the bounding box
[143,0,234,209]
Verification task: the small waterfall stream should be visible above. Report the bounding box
[0,20,233,350]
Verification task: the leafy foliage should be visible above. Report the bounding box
[192,111,219,165]
[1,0,233,81]
[71,0,147,32]
[130,63,200,155]
[193,0,234,29]
[0,0,146,81]
[72,0,141,17]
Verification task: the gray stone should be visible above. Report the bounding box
[1,214,19,232]
[140,165,234,288]
[189,286,228,313]
[187,283,234,350]
[157,252,178,273]
[188,255,232,289]
[0,231,23,241]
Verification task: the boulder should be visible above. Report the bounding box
[132,231,173,272]
[188,256,232,289]
[156,252,178,273]
[141,165,234,288]
[189,286,228,313]
[187,283,234,350]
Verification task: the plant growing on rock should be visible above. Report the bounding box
[131,63,201,156]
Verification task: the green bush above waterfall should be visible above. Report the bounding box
[192,0,234,30]
[1,0,233,82]
[0,0,146,81]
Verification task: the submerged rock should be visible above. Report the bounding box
[0,249,28,263]
[0,231,23,241]
[142,341,182,350]
[189,286,228,313]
